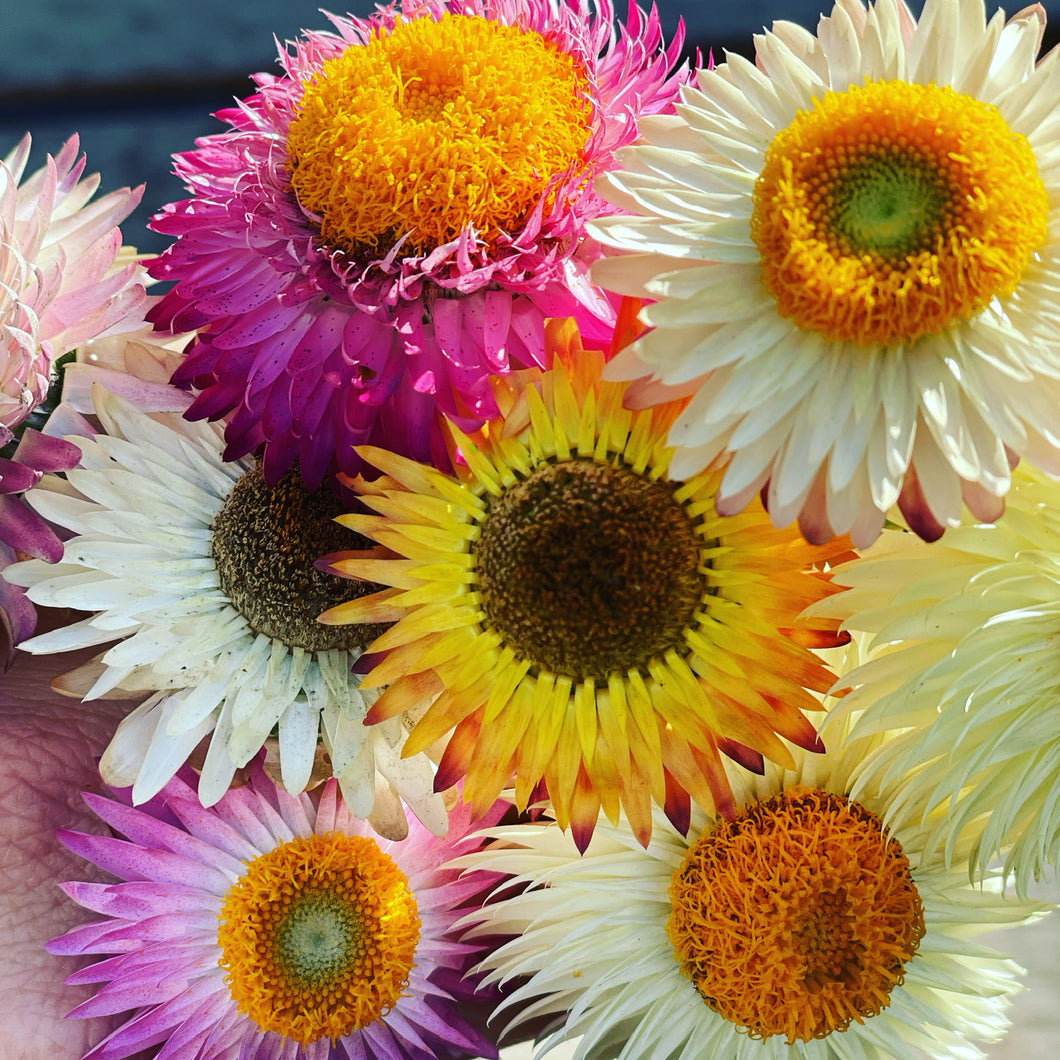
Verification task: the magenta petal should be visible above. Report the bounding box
[337,1034,369,1060]
[103,984,222,1060]
[169,335,223,383]
[162,795,265,861]
[261,428,301,484]
[66,974,189,1019]
[65,947,200,986]
[184,373,245,421]
[77,1004,177,1060]
[56,830,234,892]
[245,330,304,397]
[150,1002,232,1060]
[46,917,144,957]
[262,374,295,438]
[210,299,308,351]
[0,543,37,657]
[431,297,469,369]
[298,408,335,488]
[0,492,65,560]
[58,879,218,919]
[80,792,247,876]
[481,290,513,368]
[0,456,42,493]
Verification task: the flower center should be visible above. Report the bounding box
[751,79,1048,347]
[217,832,421,1044]
[666,787,925,1043]
[287,13,592,256]
[212,466,383,652]
[472,458,709,681]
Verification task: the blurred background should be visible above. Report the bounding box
[3,1,1060,1056]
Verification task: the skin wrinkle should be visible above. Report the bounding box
[0,645,153,1060]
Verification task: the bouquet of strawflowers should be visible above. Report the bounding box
[6,0,1060,1056]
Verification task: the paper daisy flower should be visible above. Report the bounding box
[48,762,504,1060]
[0,134,145,659]
[147,0,688,490]
[4,385,448,836]
[813,465,1060,892]
[591,0,1060,547]
[320,318,851,849]
[461,707,1054,1060]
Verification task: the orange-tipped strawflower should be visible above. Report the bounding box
[319,311,852,849]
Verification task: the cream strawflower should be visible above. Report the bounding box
[3,385,448,837]
[815,465,1060,892]
[591,0,1060,546]
[460,692,1054,1059]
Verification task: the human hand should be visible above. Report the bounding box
[0,647,151,1060]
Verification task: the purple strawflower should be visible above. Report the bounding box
[49,762,507,1060]
[148,0,687,489]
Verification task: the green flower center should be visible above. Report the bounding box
[828,153,952,261]
[275,892,359,985]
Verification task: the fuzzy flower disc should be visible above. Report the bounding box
[289,13,591,255]
[218,832,421,1043]
[211,464,377,652]
[475,458,707,679]
[668,787,924,1043]
[320,319,851,849]
[752,79,1047,346]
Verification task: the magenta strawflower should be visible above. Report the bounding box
[148,0,687,488]
[0,135,146,662]
[49,762,506,1060]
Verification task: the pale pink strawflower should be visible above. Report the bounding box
[149,0,688,488]
[0,135,146,661]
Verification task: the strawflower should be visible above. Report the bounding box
[148,0,688,490]
[814,465,1060,892]
[320,317,851,849]
[461,695,1054,1059]
[48,762,505,1060]
[591,0,1060,546]
[4,385,448,837]
[0,135,145,661]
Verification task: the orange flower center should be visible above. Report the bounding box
[287,13,592,255]
[217,832,420,1043]
[751,80,1047,347]
[667,787,924,1043]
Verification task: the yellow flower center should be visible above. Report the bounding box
[667,787,924,1043]
[751,79,1048,347]
[217,832,421,1044]
[287,13,592,256]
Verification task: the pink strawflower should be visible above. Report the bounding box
[148,0,687,488]
[49,762,506,1060]
[0,135,146,662]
